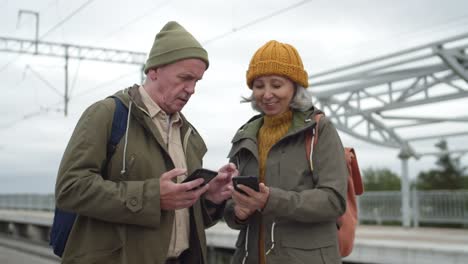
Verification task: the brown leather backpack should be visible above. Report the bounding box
[306,113,364,257]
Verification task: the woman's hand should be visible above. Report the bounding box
[232,183,270,220]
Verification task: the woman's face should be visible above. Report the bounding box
[252,75,295,116]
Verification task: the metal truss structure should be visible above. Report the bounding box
[0,36,146,65]
[0,36,146,115]
[309,32,468,227]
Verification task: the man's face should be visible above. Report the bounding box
[148,59,207,114]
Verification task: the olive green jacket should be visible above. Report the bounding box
[224,108,348,264]
[55,84,222,264]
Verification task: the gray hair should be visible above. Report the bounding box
[241,85,313,113]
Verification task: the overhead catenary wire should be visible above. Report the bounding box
[0,55,21,75]
[0,102,63,129]
[0,0,97,75]
[25,65,63,97]
[95,0,173,46]
[70,59,82,96]
[311,10,468,74]
[202,0,313,45]
[74,69,140,98]
[0,69,139,130]
[39,0,97,39]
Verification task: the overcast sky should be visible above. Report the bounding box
[1,0,468,193]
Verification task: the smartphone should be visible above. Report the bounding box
[182,168,218,187]
[232,176,259,195]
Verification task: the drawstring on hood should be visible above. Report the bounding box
[120,101,133,176]
[308,123,316,172]
[241,225,250,264]
[265,222,276,255]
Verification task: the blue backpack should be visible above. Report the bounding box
[49,97,129,257]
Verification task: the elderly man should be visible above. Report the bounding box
[54,21,236,264]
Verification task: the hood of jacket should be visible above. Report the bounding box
[230,107,324,145]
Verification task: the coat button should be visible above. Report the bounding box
[130,197,138,206]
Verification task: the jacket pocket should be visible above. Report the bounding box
[279,222,335,250]
[274,223,340,264]
[69,245,123,264]
[270,246,337,264]
[65,219,125,264]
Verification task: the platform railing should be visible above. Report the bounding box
[1,191,467,226]
[359,190,468,226]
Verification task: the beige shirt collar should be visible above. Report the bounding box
[138,85,189,258]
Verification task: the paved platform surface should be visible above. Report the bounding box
[0,235,59,264]
[206,221,468,264]
[1,209,468,264]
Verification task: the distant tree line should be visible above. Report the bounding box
[363,140,468,191]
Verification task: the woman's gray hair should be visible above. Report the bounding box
[241,85,313,113]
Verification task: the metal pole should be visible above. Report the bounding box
[412,188,419,227]
[399,150,411,227]
[18,10,39,55]
[35,13,39,55]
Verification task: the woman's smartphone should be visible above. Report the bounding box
[182,168,218,188]
[232,176,259,195]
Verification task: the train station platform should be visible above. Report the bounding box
[205,219,468,264]
[1,209,467,264]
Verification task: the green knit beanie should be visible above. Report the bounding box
[144,21,209,74]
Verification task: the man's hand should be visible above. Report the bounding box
[160,168,209,210]
[232,183,270,220]
[204,163,238,204]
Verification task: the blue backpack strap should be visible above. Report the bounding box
[49,208,77,257]
[49,96,129,257]
[107,97,129,159]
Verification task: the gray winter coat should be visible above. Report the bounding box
[224,108,348,264]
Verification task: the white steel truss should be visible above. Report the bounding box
[309,32,468,227]
[310,32,468,158]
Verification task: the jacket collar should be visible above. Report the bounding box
[113,84,197,152]
[231,107,321,144]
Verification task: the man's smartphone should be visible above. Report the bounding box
[232,176,259,195]
[182,168,218,188]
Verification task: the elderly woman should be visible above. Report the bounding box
[224,40,348,264]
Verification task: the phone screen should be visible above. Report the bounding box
[182,168,218,185]
[232,176,259,195]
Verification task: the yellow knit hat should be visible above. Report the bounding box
[246,40,309,88]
